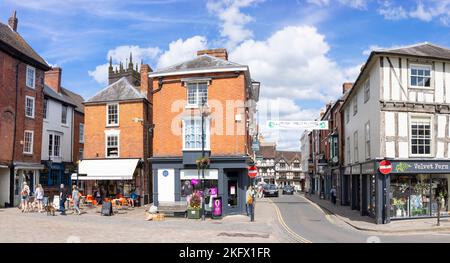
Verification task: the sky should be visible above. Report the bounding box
[3,0,450,151]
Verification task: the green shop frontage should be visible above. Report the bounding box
[387,160,450,222]
[345,159,450,224]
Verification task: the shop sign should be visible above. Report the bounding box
[351,164,361,175]
[391,161,450,174]
[344,166,351,175]
[361,162,375,174]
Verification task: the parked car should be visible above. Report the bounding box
[263,184,279,197]
[282,185,295,195]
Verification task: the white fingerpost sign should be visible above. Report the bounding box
[266,120,329,130]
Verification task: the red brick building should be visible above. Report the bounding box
[149,48,260,216]
[0,11,50,207]
[80,55,153,204]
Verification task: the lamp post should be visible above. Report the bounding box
[200,97,209,221]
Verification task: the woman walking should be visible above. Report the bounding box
[20,182,30,213]
[72,185,81,215]
[246,185,256,222]
[35,184,45,213]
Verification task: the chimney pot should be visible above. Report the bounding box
[45,67,62,93]
[342,82,353,94]
[197,48,228,60]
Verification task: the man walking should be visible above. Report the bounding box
[59,184,67,215]
[246,185,256,222]
[330,186,337,205]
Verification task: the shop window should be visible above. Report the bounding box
[390,175,410,218]
[431,177,448,217]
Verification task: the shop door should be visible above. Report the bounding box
[225,172,240,214]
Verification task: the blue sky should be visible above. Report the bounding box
[3,0,450,150]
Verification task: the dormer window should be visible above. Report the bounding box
[186,82,208,107]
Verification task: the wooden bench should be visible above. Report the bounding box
[157,201,188,217]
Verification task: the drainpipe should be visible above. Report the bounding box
[9,62,20,207]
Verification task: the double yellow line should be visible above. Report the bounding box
[269,199,312,243]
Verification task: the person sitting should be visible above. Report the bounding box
[128,190,139,207]
[93,189,102,205]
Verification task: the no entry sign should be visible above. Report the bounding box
[379,160,392,175]
[248,165,258,178]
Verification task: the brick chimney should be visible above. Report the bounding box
[45,67,62,93]
[8,10,18,32]
[140,64,152,100]
[197,48,228,60]
[342,82,353,94]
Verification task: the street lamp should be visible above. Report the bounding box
[200,97,210,221]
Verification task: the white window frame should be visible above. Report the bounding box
[26,65,35,89]
[61,104,68,125]
[353,96,358,116]
[23,130,34,154]
[79,123,84,143]
[409,64,432,89]
[25,96,35,119]
[364,79,370,103]
[409,114,433,157]
[353,131,358,163]
[365,121,370,160]
[185,81,208,108]
[106,103,119,127]
[182,117,210,151]
[346,136,351,164]
[48,132,62,158]
[345,108,350,123]
[43,98,48,120]
[105,130,120,158]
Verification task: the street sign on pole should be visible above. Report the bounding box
[266,120,329,130]
[248,165,258,178]
[379,160,392,175]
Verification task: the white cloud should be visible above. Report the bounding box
[306,0,330,6]
[377,1,408,20]
[230,25,353,102]
[206,0,261,48]
[156,36,208,69]
[306,0,368,9]
[409,2,434,22]
[88,45,161,85]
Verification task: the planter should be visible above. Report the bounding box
[187,207,202,219]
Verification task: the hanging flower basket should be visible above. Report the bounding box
[196,157,210,170]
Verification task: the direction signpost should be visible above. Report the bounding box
[266,120,329,130]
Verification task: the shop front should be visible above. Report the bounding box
[387,160,450,221]
[350,164,361,211]
[12,162,44,206]
[151,156,252,217]
[71,158,149,204]
[341,166,351,206]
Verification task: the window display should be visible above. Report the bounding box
[431,177,448,216]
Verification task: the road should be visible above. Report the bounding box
[269,193,450,243]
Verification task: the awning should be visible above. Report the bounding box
[71,159,140,180]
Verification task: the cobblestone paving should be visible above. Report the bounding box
[0,199,289,243]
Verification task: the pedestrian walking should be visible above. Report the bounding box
[330,186,337,205]
[258,184,263,198]
[246,185,256,222]
[59,184,67,215]
[35,184,44,213]
[20,182,30,213]
[72,185,81,215]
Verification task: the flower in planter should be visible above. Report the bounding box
[189,191,202,209]
[196,157,210,170]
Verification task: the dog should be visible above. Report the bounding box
[146,213,165,221]
[45,205,56,216]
